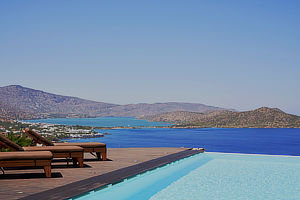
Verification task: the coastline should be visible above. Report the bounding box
[22,116,300,129]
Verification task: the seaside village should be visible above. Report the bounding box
[0,119,104,140]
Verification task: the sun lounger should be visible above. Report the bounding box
[25,128,107,160]
[0,151,52,177]
[0,134,84,167]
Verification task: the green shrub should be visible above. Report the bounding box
[0,134,32,152]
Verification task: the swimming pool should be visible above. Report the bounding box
[72,152,300,200]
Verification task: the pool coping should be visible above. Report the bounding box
[20,149,204,200]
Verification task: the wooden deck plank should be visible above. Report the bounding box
[0,148,203,200]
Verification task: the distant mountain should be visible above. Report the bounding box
[145,107,300,128]
[0,85,229,120]
[0,85,117,119]
[0,101,40,120]
[99,102,228,117]
[2,85,298,128]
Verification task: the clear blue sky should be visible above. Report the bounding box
[1,0,300,115]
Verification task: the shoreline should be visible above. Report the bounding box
[21,120,300,129]
[21,117,300,129]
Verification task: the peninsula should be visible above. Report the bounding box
[143,107,300,128]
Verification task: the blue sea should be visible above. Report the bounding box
[26,117,172,127]
[28,117,300,156]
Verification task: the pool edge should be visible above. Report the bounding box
[20,148,204,200]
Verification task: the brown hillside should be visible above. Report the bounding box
[181,107,300,128]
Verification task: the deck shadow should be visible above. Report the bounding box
[0,172,63,179]
[51,164,91,169]
[83,158,112,162]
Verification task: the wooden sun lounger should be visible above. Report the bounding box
[0,134,84,167]
[0,151,53,178]
[25,128,107,160]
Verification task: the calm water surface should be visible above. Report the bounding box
[28,117,300,156]
[69,128,300,156]
[27,117,172,127]
[75,153,300,200]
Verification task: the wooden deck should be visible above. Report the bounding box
[0,148,203,200]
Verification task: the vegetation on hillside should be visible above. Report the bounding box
[0,133,32,152]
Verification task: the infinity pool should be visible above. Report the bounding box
[72,153,300,200]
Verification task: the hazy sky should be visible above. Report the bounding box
[1,0,300,115]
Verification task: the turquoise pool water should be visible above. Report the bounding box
[72,153,300,200]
